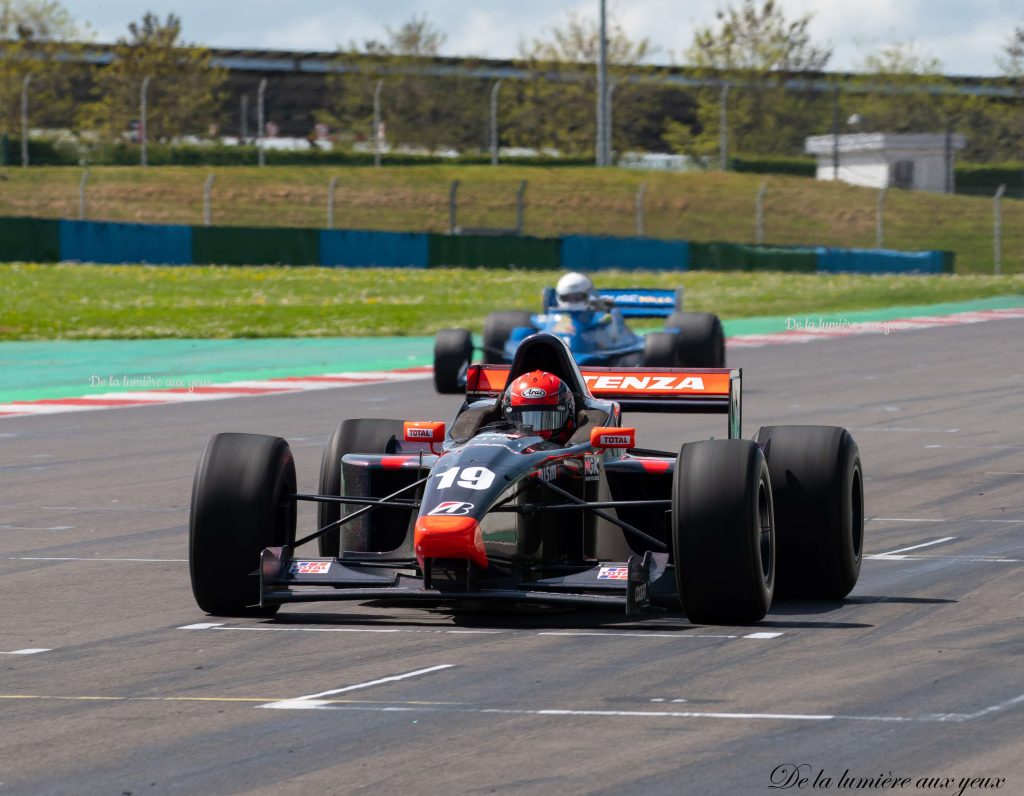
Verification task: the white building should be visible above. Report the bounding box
[804,133,966,193]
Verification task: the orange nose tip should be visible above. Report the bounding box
[414,515,488,569]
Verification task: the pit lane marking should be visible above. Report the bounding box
[1,649,50,655]
[260,664,456,710]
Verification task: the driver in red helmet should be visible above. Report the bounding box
[501,370,577,444]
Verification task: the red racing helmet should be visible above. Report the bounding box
[500,370,576,442]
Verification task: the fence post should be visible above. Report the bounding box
[140,76,151,167]
[204,173,215,226]
[79,169,89,220]
[515,180,527,234]
[718,83,729,171]
[240,94,248,141]
[373,79,384,168]
[755,182,767,245]
[489,80,501,166]
[327,176,338,230]
[994,183,1006,275]
[257,79,267,167]
[449,179,459,234]
[635,182,646,236]
[876,187,886,248]
[21,74,31,167]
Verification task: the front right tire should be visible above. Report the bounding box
[189,433,296,616]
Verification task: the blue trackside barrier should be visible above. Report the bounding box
[561,235,689,272]
[59,220,192,265]
[320,229,429,268]
[817,248,947,274]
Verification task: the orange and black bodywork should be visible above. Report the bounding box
[257,333,743,614]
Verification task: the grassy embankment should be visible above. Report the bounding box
[0,164,1021,274]
[2,263,1023,340]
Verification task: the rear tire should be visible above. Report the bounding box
[483,310,533,363]
[642,331,679,366]
[756,425,863,600]
[189,433,296,616]
[317,419,406,557]
[433,328,473,394]
[667,311,725,367]
[672,439,774,624]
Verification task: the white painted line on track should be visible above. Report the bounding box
[869,517,941,522]
[0,525,75,531]
[743,632,784,639]
[537,631,738,639]
[984,472,1024,476]
[865,554,1021,563]
[877,537,956,556]
[2,649,50,655]
[925,444,1024,450]
[178,623,224,630]
[857,427,960,433]
[7,556,186,563]
[261,664,455,710]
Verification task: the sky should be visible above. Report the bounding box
[62,0,1023,77]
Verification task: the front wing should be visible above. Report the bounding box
[258,547,672,615]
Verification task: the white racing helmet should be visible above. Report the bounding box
[555,272,594,311]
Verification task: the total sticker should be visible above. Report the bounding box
[597,566,628,580]
[291,561,332,575]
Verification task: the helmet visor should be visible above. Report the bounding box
[508,407,568,433]
[558,291,589,305]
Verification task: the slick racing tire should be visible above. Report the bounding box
[482,310,533,363]
[642,331,679,367]
[317,419,406,557]
[666,311,726,367]
[672,439,774,624]
[756,425,863,600]
[433,328,474,394]
[190,433,296,616]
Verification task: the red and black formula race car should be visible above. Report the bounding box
[189,333,864,625]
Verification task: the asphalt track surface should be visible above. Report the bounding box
[2,319,1022,795]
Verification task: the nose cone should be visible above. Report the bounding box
[414,515,488,569]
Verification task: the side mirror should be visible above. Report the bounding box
[404,421,446,452]
[590,426,635,449]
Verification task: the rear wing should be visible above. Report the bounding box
[541,287,683,318]
[466,364,742,439]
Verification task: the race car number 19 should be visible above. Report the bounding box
[434,466,496,491]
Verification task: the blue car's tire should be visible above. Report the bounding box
[483,311,533,363]
[666,312,726,367]
[642,331,679,366]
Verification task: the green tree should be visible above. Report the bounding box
[318,15,487,153]
[81,13,226,141]
[0,0,87,136]
[665,0,832,160]
[507,12,656,156]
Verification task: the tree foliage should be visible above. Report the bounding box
[665,0,833,160]
[507,11,657,156]
[0,0,86,133]
[80,12,226,141]
[318,15,487,152]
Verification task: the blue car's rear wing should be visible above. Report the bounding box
[542,287,683,318]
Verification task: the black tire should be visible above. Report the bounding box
[756,425,863,600]
[317,418,406,557]
[666,311,725,367]
[672,439,775,624]
[189,433,296,616]
[433,328,474,394]
[642,331,679,366]
[483,310,533,363]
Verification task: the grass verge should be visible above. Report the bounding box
[2,263,1023,340]
[0,165,1021,273]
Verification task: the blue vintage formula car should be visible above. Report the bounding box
[433,287,725,394]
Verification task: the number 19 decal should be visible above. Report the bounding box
[434,466,495,491]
